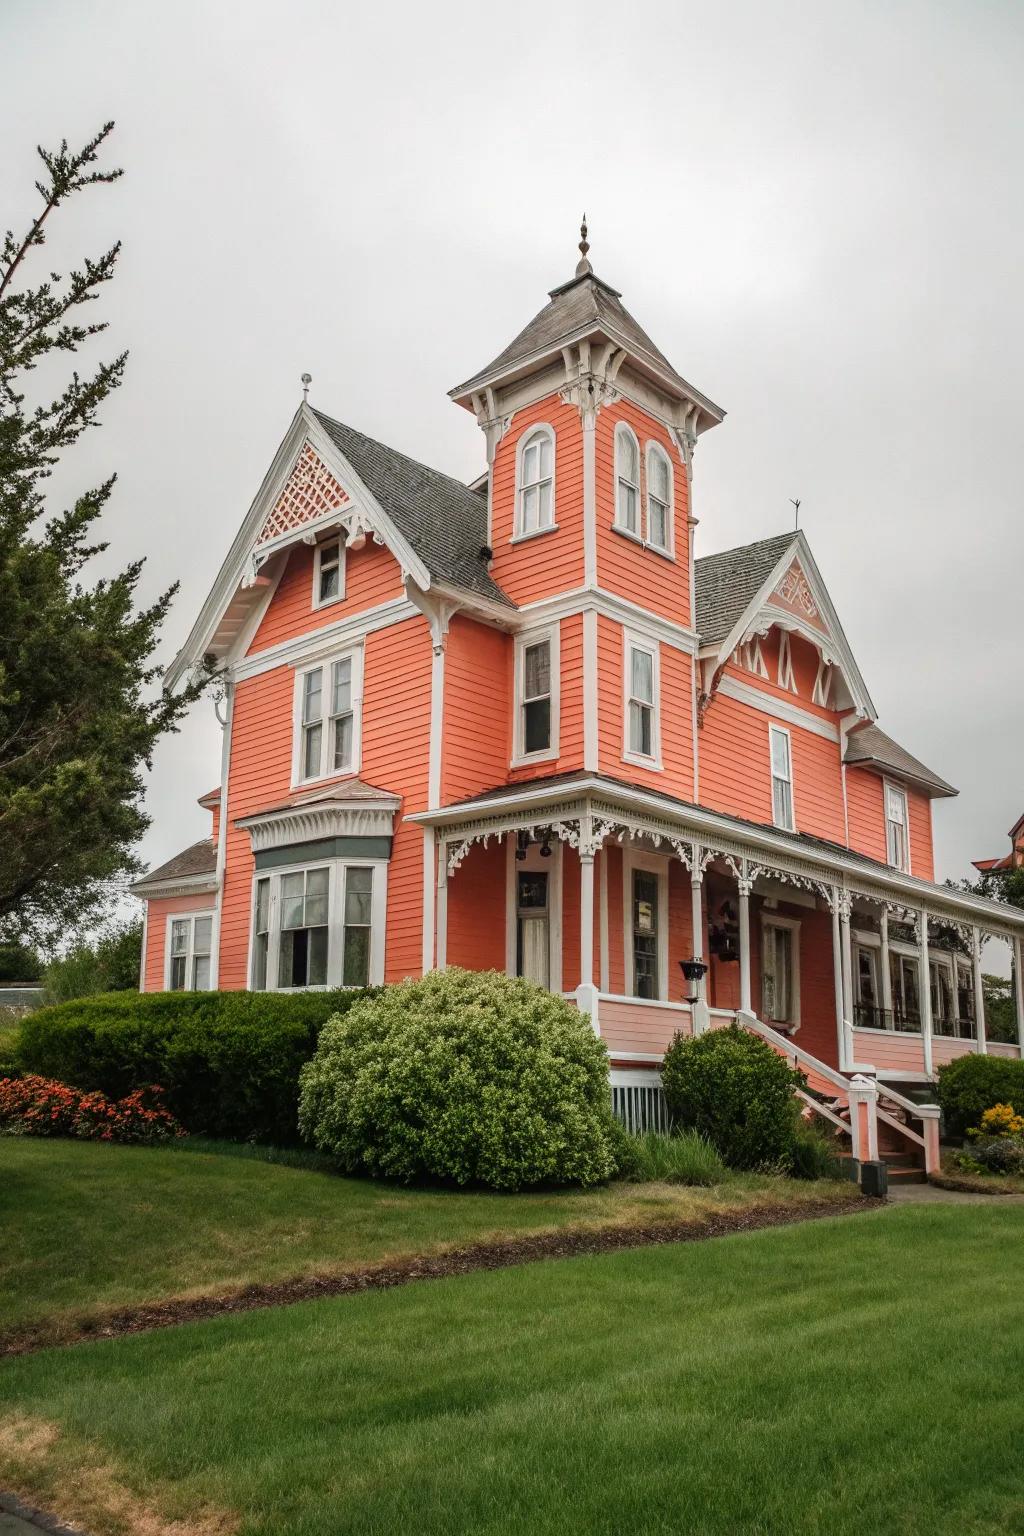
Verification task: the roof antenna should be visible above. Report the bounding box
[790,497,801,531]
[301,372,312,404]
[575,213,592,278]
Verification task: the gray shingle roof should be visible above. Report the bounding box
[694,532,797,646]
[132,838,216,893]
[451,272,722,418]
[843,724,957,798]
[313,411,513,608]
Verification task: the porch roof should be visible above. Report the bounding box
[409,771,1024,937]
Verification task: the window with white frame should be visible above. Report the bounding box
[513,626,559,762]
[295,648,361,784]
[624,632,659,764]
[762,918,800,1026]
[614,424,641,536]
[250,861,385,991]
[166,912,213,991]
[515,426,555,536]
[885,782,909,871]
[769,724,794,830]
[624,851,667,1001]
[645,444,673,553]
[313,537,345,607]
[777,632,797,693]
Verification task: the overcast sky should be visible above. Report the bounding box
[4,0,1022,897]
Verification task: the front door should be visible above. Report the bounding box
[516,870,550,988]
[632,869,659,999]
[762,923,794,1024]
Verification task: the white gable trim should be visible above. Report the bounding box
[165,405,432,692]
[712,532,875,721]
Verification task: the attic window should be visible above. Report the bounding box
[313,538,345,608]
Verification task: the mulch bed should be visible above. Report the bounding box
[1,1196,877,1360]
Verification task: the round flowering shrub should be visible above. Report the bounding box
[661,1025,803,1171]
[0,1075,184,1144]
[298,968,616,1189]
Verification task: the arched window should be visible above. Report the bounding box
[646,444,672,552]
[615,425,640,535]
[516,426,555,536]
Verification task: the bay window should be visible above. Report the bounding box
[885,782,909,872]
[624,631,659,765]
[769,724,794,831]
[249,860,386,990]
[295,647,362,784]
[166,912,214,991]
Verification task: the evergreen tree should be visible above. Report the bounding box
[0,123,204,942]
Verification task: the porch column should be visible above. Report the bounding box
[1014,935,1024,1054]
[690,842,709,1034]
[421,828,436,974]
[435,841,449,969]
[598,848,610,994]
[880,906,893,1022]
[839,892,855,1069]
[576,813,599,1029]
[737,870,752,1015]
[972,927,987,1055]
[919,910,933,1078]
[830,888,846,1068]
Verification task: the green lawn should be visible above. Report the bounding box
[2,1204,1023,1536]
[0,1137,853,1347]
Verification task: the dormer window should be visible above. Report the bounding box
[885,782,910,872]
[515,426,555,537]
[615,425,641,536]
[313,537,345,608]
[645,444,673,553]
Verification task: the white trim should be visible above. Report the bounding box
[644,441,675,557]
[511,622,560,767]
[769,723,796,832]
[247,855,387,992]
[138,905,148,992]
[291,643,364,788]
[233,595,415,683]
[623,848,670,1002]
[164,909,216,992]
[715,673,840,742]
[517,586,698,655]
[422,827,435,974]
[131,871,218,901]
[582,608,599,772]
[514,423,556,539]
[312,535,346,610]
[583,407,597,586]
[428,641,445,810]
[760,912,802,1027]
[883,777,911,875]
[622,627,662,770]
[599,847,610,993]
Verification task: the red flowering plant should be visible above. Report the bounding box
[0,1075,184,1145]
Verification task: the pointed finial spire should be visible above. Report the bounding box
[301,372,312,404]
[575,213,592,278]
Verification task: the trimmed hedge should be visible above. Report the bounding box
[15,988,375,1144]
[661,1025,803,1172]
[937,1053,1024,1138]
[299,968,617,1189]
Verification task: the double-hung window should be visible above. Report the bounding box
[770,725,794,830]
[250,862,384,991]
[167,912,213,991]
[645,444,672,553]
[296,648,361,784]
[624,632,659,765]
[313,538,345,607]
[513,626,558,763]
[885,782,909,871]
[615,425,641,536]
[516,427,555,536]
[762,919,799,1026]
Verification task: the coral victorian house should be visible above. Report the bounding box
[135,226,1024,1168]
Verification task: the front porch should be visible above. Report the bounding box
[412,776,1024,1136]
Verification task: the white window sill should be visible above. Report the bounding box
[772,819,797,834]
[290,766,360,793]
[611,524,675,562]
[510,748,559,769]
[312,592,347,612]
[622,751,663,772]
[511,524,559,545]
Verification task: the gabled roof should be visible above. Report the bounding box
[312,412,511,608]
[695,532,797,646]
[450,269,724,428]
[131,838,217,896]
[843,724,957,799]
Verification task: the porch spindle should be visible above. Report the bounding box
[919,910,933,1078]
[972,927,987,1055]
[1014,936,1024,1054]
[737,872,752,1014]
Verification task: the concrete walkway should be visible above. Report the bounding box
[888,1182,1024,1205]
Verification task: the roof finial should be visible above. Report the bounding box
[301,372,312,404]
[575,213,592,278]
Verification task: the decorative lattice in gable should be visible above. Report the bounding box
[771,561,826,630]
[256,442,348,546]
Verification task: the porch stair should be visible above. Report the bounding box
[839,1151,927,1185]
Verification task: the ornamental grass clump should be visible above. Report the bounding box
[0,1074,183,1144]
[661,1025,804,1172]
[298,968,617,1190]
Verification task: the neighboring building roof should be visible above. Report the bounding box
[132,838,217,895]
[973,856,1013,874]
[197,787,221,808]
[312,411,512,608]
[450,269,724,424]
[694,532,797,646]
[842,723,957,799]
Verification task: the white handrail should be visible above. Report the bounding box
[737,1011,851,1091]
